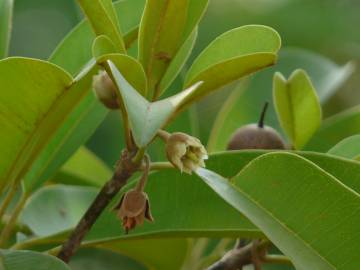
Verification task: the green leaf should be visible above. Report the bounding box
[306,105,360,152]
[22,63,107,192]
[197,152,360,270]
[138,0,208,97]
[107,61,203,147]
[157,28,198,96]
[98,239,190,270]
[77,0,125,53]
[98,54,147,97]
[0,250,70,270]
[183,25,281,108]
[18,151,360,252]
[327,135,360,160]
[0,57,74,192]
[19,185,190,270]
[20,185,98,237]
[273,69,322,149]
[23,0,145,193]
[50,0,145,75]
[92,35,116,60]
[69,248,146,270]
[207,48,354,152]
[53,147,112,187]
[0,0,13,58]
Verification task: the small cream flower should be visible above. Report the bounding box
[92,70,119,109]
[166,132,208,174]
[114,189,153,233]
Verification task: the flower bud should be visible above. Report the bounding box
[166,132,208,174]
[114,189,153,233]
[92,70,119,109]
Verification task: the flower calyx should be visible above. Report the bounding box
[160,130,208,174]
[113,155,153,233]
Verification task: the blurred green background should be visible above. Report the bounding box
[7,1,360,268]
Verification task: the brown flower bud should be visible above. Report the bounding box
[165,132,208,174]
[114,189,153,233]
[92,70,119,109]
[227,102,286,150]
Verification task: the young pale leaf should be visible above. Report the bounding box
[197,152,360,270]
[0,0,13,58]
[0,250,70,270]
[77,0,126,53]
[107,61,203,147]
[306,105,360,152]
[182,25,281,108]
[273,69,322,149]
[208,48,353,152]
[53,147,112,187]
[19,151,360,255]
[92,35,116,60]
[139,0,208,98]
[98,54,147,97]
[328,135,360,160]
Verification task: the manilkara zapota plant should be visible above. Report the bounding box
[0,0,359,270]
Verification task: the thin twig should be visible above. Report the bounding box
[0,192,29,247]
[263,254,293,265]
[206,239,270,270]
[145,161,173,171]
[157,129,171,141]
[0,216,33,236]
[56,149,142,263]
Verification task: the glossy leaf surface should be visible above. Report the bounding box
[0,57,72,192]
[197,152,360,270]
[182,25,281,109]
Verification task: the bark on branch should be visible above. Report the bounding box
[57,149,140,263]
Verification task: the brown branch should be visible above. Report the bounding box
[207,240,270,270]
[57,149,141,263]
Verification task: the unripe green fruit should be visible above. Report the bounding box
[92,71,119,109]
[227,102,286,150]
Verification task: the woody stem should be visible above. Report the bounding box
[56,149,142,263]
